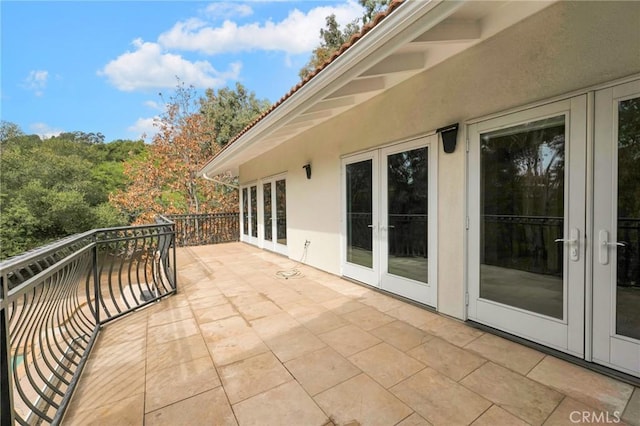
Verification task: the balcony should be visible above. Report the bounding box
[2,215,639,425]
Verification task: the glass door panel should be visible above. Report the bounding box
[386,147,428,283]
[615,96,640,342]
[379,138,436,307]
[346,159,374,268]
[250,186,258,239]
[342,153,378,285]
[480,117,565,319]
[276,179,287,247]
[242,187,249,237]
[593,80,640,377]
[468,97,586,356]
[263,183,272,242]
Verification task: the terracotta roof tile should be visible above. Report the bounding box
[202,0,405,172]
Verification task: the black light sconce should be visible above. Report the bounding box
[437,123,459,154]
[303,163,312,179]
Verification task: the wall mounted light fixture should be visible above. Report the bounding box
[437,123,459,154]
[303,163,312,179]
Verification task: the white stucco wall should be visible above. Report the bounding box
[239,1,640,319]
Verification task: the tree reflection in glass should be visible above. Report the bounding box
[346,160,373,268]
[480,116,565,319]
[616,97,640,340]
[387,147,428,283]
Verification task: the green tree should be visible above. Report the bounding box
[298,0,391,80]
[200,82,271,148]
[0,130,144,259]
[0,120,24,143]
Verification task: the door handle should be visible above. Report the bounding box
[598,230,625,265]
[555,228,580,261]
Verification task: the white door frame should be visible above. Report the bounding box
[240,183,259,245]
[467,96,587,357]
[592,79,640,376]
[341,151,380,285]
[341,136,438,307]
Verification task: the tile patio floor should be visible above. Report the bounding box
[64,243,640,425]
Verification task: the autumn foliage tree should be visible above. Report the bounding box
[112,83,240,224]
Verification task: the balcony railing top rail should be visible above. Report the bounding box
[0,217,177,425]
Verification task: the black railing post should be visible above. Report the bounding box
[92,236,100,326]
[1,273,15,426]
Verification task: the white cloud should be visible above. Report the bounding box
[30,122,63,139]
[158,1,363,55]
[127,116,159,141]
[203,3,253,20]
[144,100,164,111]
[98,39,242,91]
[23,70,49,96]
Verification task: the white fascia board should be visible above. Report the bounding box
[200,0,466,178]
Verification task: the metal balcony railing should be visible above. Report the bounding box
[0,218,176,425]
[166,212,239,247]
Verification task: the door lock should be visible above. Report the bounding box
[555,228,580,261]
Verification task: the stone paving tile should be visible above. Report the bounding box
[391,367,491,425]
[144,356,220,412]
[64,393,144,426]
[465,332,545,375]
[207,330,270,367]
[528,356,635,415]
[145,388,237,426]
[623,388,640,426]
[147,334,210,372]
[66,244,640,426]
[419,315,484,347]
[285,346,361,396]
[408,337,486,382]
[371,320,433,352]
[315,373,413,426]
[264,326,326,362]
[472,405,529,426]
[218,351,292,404]
[396,412,433,426]
[543,397,627,426]
[461,362,564,425]
[233,381,328,426]
[348,343,425,388]
[319,324,382,357]
[342,305,396,331]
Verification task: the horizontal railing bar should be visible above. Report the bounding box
[7,245,94,299]
[0,231,94,274]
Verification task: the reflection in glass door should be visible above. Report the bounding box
[343,154,378,284]
[380,138,437,307]
[593,80,640,377]
[241,184,258,244]
[342,137,437,307]
[480,116,565,319]
[261,176,287,255]
[468,97,587,356]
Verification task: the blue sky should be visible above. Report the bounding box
[1,1,364,141]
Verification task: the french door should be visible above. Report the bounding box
[241,184,258,245]
[592,80,640,376]
[468,96,587,356]
[261,177,288,255]
[342,137,437,307]
[469,80,640,376]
